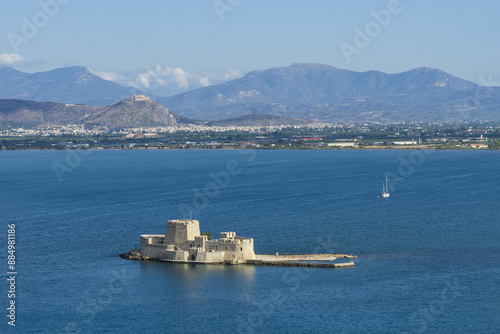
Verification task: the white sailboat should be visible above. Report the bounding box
[381,176,390,198]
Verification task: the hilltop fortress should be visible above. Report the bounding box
[134,219,255,264]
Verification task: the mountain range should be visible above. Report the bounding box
[1,63,500,126]
[0,66,146,106]
[158,63,500,122]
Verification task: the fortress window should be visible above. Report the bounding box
[190,244,193,247]
[241,247,243,251]
[225,247,227,250]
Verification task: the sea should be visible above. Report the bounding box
[1,149,499,333]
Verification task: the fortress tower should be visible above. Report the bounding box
[164,219,200,247]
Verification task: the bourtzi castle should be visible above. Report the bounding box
[136,219,256,264]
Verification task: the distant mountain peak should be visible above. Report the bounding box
[412,66,438,72]
[289,62,337,70]
[0,66,26,76]
[245,63,339,78]
[0,66,147,106]
[47,66,92,75]
[64,65,91,71]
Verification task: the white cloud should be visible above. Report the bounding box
[137,72,153,88]
[94,65,244,96]
[222,67,243,81]
[95,71,125,82]
[0,53,24,66]
[171,67,189,89]
[198,76,210,87]
[196,67,242,86]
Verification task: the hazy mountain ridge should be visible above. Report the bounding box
[1,63,500,124]
[0,66,147,106]
[158,63,498,122]
[207,113,312,127]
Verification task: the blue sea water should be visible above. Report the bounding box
[0,149,499,333]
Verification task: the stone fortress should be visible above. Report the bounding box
[122,219,356,268]
[130,94,150,101]
[137,219,256,264]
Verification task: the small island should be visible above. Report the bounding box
[120,219,356,268]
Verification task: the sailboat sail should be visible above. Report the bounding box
[382,176,390,198]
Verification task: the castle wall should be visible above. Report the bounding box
[195,251,225,263]
[140,235,165,252]
[139,241,168,259]
[235,238,256,261]
[194,235,207,249]
[164,250,188,261]
[221,238,255,261]
[138,221,255,264]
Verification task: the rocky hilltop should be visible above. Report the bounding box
[0,95,179,129]
[90,95,177,129]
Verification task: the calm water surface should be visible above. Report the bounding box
[1,149,499,333]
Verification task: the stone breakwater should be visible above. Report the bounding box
[249,254,356,268]
[247,260,355,268]
[255,254,357,261]
[120,251,357,268]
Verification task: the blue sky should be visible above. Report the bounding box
[1,0,499,95]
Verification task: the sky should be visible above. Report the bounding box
[1,0,499,95]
